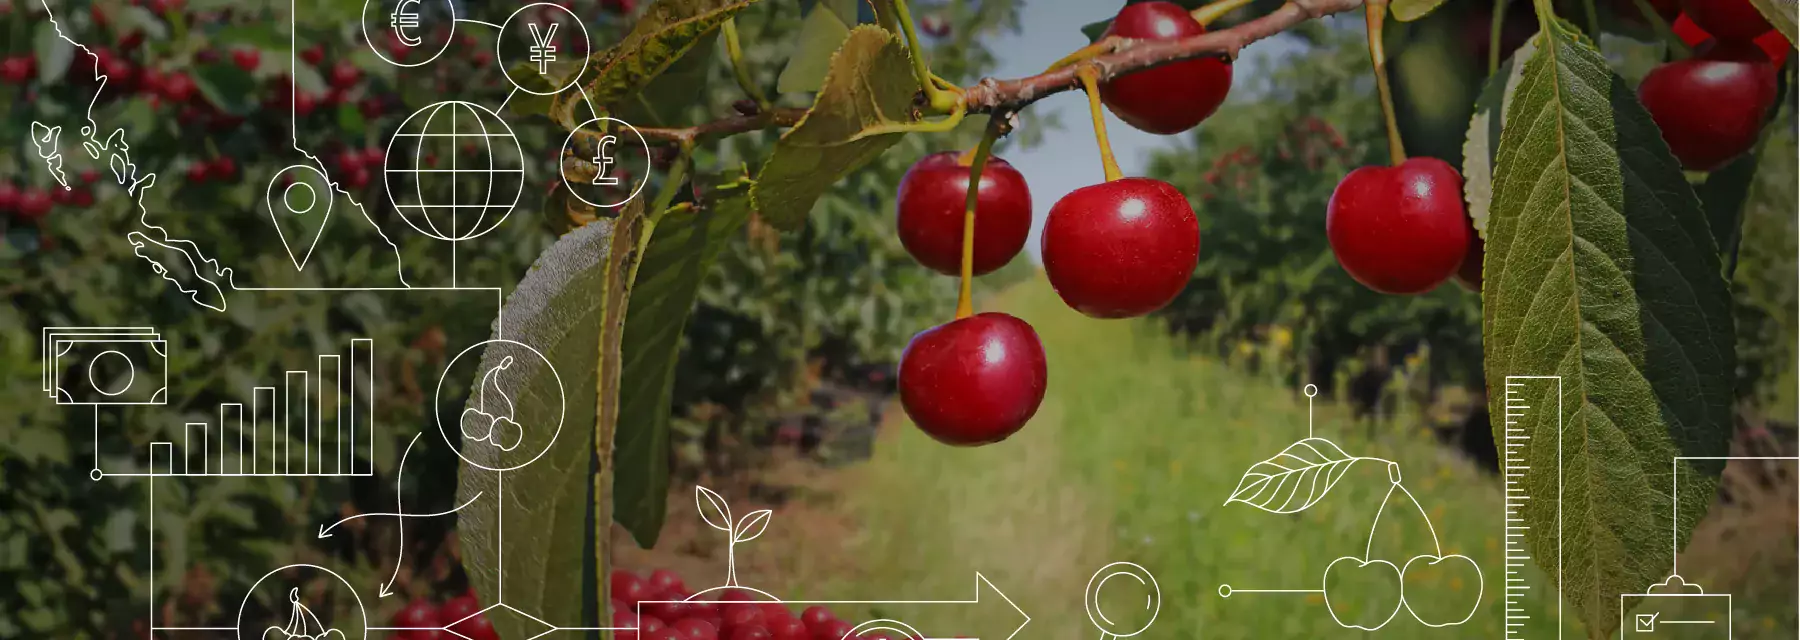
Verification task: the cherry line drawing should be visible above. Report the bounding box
[1216,384,1484,632]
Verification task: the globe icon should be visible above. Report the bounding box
[384,100,524,242]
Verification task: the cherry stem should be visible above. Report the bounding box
[892,0,960,113]
[1077,66,1125,183]
[1191,0,1259,27]
[1629,0,1693,58]
[1488,0,1510,73]
[955,121,1002,319]
[722,17,769,110]
[1364,0,1407,166]
[1045,38,1120,73]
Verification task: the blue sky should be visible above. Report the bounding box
[982,0,1302,261]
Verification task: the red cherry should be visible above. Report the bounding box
[0,56,33,83]
[294,92,319,117]
[919,13,950,38]
[438,594,481,628]
[1639,45,1778,171]
[80,168,101,184]
[898,313,1047,446]
[1099,1,1231,134]
[813,620,854,640]
[0,182,19,213]
[392,599,440,633]
[1679,0,1773,41]
[346,167,371,190]
[731,627,773,640]
[895,151,1032,276]
[300,44,325,66]
[648,570,686,595]
[161,72,196,102]
[210,157,237,181]
[1325,157,1469,294]
[673,618,719,640]
[363,146,386,168]
[768,618,808,640]
[721,603,763,631]
[185,162,211,184]
[71,187,94,207]
[1040,177,1200,318]
[16,188,53,222]
[612,570,650,606]
[360,97,386,118]
[799,607,835,631]
[453,614,498,640]
[231,48,260,72]
[330,59,361,88]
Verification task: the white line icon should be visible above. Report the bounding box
[1215,384,1483,632]
[391,0,423,47]
[593,135,620,186]
[527,22,560,75]
[1084,562,1160,639]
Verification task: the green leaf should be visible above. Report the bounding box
[1746,0,1798,46]
[551,0,758,129]
[1462,38,1536,239]
[621,32,721,125]
[34,23,74,85]
[1390,0,1449,21]
[1482,23,1735,638]
[776,0,853,94]
[191,64,257,115]
[752,26,916,230]
[458,201,646,636]
[613,178,757,546]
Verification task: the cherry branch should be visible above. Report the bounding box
[633,0,1363,144]
[962,0,1366,113]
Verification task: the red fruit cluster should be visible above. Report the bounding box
[0,183,67,223]
[609,570,895,640]
[184,157,241,185]
[1326,158,1472,295]
[389,590,497,640]
[1641,0,1785,171]
[332,146,387,190]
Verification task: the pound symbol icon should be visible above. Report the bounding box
[592,135,620,187]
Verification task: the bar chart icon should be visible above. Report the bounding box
[145,339,375,477]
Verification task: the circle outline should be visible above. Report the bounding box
[283,181,318,215]
[361,0,457,68]
[1083,561,1161,638]
[433,338,566,473]
[496,3,591,96]
[382,100,526,242]
[89,350,134,397]
[558,117,652,210]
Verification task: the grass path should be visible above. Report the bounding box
[782,279,1570,639]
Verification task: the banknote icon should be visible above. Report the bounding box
[44,327,168,405]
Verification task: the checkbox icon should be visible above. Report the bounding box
[1636,612,1659,632]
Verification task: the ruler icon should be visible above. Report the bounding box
[1502,375,1563,639]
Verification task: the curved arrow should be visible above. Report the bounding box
[377,433,422,598]
[319,487,482,540]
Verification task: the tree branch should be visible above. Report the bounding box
[633,0,1361,144]
[961,0,1365,112]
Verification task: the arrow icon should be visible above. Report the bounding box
[377,433,423,598]
[319,490,483,539]
[624,573,1029,640]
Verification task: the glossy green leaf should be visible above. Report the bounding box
[1482,23,1734,638]
[776,0,853,94]
[613,178,758,546]
[753,26,916,230]
[1390,0,1448,21]
[458,201,645,637]
[1462,38,1535,239]
[551,0,758,129]
[1746,0,1797,46]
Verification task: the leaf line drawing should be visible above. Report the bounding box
[1224,437,1371,513]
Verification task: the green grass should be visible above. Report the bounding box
[770,279,1580,639]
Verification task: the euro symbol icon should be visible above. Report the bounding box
[592,135,620,187]
[391,0,423,48]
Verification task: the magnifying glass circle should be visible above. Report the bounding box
[1084,562,1161,638]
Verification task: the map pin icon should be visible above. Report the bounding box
[266,165,332,271]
